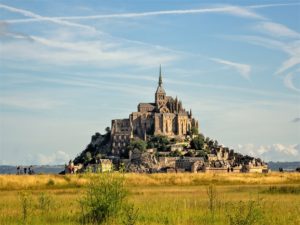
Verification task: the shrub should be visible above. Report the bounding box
[80,174,127,224]
[227,198,264,225]
[46,179,55,186]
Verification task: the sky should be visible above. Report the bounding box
[0,0,300,165]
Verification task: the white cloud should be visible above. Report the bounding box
[255,22,300,38]
[233,35,300,80]
[0,3,97,31]
[283,72,300,93]
[36,151,70,165]
[0,96,63,110]
[2,5,264,23]
[210,58,251,79]
[236,144,300,161]
[0,30,178,67]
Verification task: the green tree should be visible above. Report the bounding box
[191,135,204,150]
[127,139,147,152]
[191,127,199,135]
[147,135,170,151]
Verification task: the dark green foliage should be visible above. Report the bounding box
[191,135,204,150]
[191,127,199,135]
[147,135,170,151]
[127,139,147,152]
[185,150,196,157]
[80,174,127,224]
[74,127,111,164]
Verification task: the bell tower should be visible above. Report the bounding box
[155,65,166,109]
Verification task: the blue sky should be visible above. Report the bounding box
[0,0,299,165]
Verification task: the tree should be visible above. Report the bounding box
[147,135,170,151]
[191,127,199,135]
[127,140,147,152]
[191,135,204,150]
[85,151,92,163]
[214,140,219,148]
[105,127,111,133]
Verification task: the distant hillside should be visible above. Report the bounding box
[0,165,64,174]
[268,161,300,171]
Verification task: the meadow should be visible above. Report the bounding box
[0,172,299,225]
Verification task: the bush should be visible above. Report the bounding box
[80,174,127,224]
[227,198,264,225]
[46,179,55,186]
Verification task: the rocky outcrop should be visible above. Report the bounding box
[126,149,159,173]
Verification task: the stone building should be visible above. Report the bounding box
[175,157,204,172]
[111,67,199,155]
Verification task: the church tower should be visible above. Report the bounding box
[155,65,166,109]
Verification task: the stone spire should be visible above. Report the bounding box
[159,65,162,86]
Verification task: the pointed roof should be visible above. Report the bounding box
[156,65,165,94]
[159,65,162,86]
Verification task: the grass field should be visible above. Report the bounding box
[0,173,299,225]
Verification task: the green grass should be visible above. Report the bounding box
[0,173,299,225]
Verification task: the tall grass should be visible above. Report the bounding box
[263,185,300,194]
[0,174,299,224]
[19,192,32,224]
[1,173,300,191]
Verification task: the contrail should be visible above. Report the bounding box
[0,4,97,31]
[2,2,299,24]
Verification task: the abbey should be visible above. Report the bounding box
[111,67,199,155]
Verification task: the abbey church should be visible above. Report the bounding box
[111,68,199,154]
